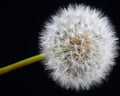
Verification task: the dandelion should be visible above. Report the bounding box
[0,4,119,90]
[40,4,119,90]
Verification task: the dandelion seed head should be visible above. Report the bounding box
[39,4,119,90]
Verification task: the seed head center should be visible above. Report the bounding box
[66,32,93,61]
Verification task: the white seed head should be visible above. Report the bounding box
[39,4,119,90]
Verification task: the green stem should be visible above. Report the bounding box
[0,54,47,75]
[0,45,69,75]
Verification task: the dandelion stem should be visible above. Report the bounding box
[0,45,69,75]
[0,54,47,75]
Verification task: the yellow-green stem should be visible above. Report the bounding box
[0,54,47,75]
[0,45,69,75]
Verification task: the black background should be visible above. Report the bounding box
[1,0,120,96]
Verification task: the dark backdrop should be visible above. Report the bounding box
[1,0,120,96]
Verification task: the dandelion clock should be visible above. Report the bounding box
[0,4,119,90]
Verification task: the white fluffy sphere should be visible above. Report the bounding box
[39,4,118,90]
